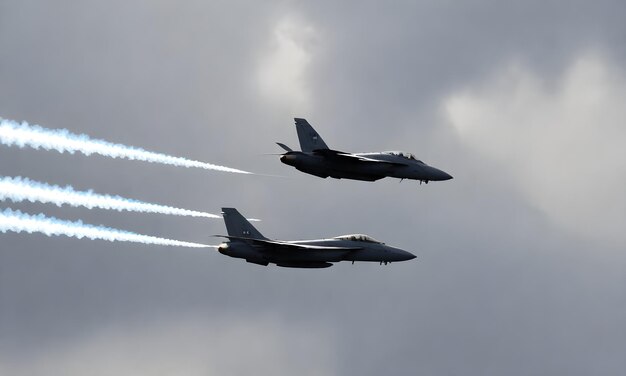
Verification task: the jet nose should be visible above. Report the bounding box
[431,167,453,181]
[394,248,417,261]
[440,171,453,180]
[404,251,417,261]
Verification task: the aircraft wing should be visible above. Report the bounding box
[313,149,407,166]
[214,235,363,251]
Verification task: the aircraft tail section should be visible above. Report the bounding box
[221,208,267,240]
[294,118,329,152]
[276,142,293,152]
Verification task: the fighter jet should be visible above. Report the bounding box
[215,208,416,268]
[277,118,453,183]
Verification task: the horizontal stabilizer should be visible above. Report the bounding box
[276,142,293,152]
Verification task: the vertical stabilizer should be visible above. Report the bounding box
[221,208,267,240]
[294,118,329,152]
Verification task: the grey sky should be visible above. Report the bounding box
[1,1,625,375]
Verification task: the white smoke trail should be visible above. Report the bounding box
[0,208,213,248]
[0,175,220,218]
[0,118,251,174]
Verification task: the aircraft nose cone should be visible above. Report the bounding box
[394,248,416,261]
[404,251,417,261]
[431,167,453,181]
[440,171,453,180]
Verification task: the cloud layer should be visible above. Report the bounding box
[2,1,626,375]
[444,52,626,245]
[0,316,335,376]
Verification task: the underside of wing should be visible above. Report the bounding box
[260,239,363,252]
[214,235,362,252]
[269,242,363,251]
[313,149,407,166]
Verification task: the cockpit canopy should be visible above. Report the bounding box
[386,151,423,163]
[334,234,383,244]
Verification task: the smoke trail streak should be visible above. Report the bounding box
[0,118,251,174]
[0,175,220,218]
[0,208,212,248]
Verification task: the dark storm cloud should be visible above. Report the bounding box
[1,1,625,375]
[303,0,626,123]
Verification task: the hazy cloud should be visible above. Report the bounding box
[444,51,626,245]
[0,315,336,376]
[2,1,626,375]
[256,14,319,113]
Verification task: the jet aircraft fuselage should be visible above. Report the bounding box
[277,118,453,183]
[281,150,452,182]
[216,208,416,268]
